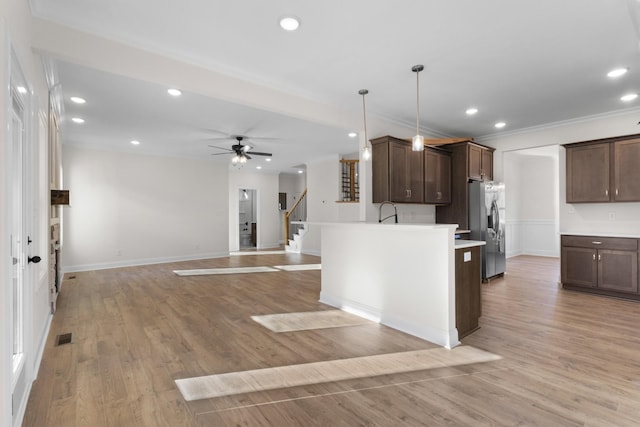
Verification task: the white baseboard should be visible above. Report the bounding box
[301,249,321,257]
[62,251,229,273]
[32,313,53,379]
[521,250,559,258]
[319,292,459,349]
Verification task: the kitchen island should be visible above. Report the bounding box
[317,222,484,348]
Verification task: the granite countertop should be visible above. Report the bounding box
[560,231,640,239]
[455,240,486,249]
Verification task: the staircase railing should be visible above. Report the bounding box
[285,189,308,243]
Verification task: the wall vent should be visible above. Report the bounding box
[55,333,72,346]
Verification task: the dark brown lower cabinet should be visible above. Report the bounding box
[561,235,639,299]
[455,246,481,338]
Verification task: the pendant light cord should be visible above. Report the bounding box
[362,92,368,143]
[416,70,420,135]
[359,89,369,154]
[411,64,424,139]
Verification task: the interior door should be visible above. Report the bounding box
[10,96,27,414]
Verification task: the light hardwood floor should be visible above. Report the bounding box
[23,254,640,426]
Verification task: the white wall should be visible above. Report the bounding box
[278,173,306,211]
[62,145,230,271]
[1,1,52,425]
[504,150,559,257]
[278,173,306,243]
[302,152,438,256]
[228,169,280,251]
[483,109,640,239]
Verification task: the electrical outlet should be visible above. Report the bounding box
[608,212,616,221]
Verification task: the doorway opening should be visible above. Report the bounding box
[238,189,257,249]
[503,145,560,258]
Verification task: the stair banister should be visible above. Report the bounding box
[284,188,308,243]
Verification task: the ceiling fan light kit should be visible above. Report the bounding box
[209,135,273,165]
[412,64,425,152]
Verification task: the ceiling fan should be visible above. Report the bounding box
[209,136,273,164]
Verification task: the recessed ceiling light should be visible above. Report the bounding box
[297,170,303,174]
[494,122,506,128]
[130,140,140,145]
[17,86,27,94]
[167,88,182,96]
[465,108,478,115]
[621,93,638,102]
[607,68,628,78]
[265,158,272,162]
[256,166,262,170]
[279,16,300,31]
[348,132,357,138]
[71,117,85,124]
[70,96,86,104]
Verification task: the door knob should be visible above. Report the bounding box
[28,255,42,264]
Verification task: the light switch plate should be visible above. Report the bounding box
[464,251,471,262]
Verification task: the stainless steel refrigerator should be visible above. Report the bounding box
[469,181,506,281]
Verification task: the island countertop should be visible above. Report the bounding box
[455,240,486,249]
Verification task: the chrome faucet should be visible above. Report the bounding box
[378,201,398,223]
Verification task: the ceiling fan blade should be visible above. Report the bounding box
[248,152,272,156]
[208,145,233,151]
[211,152,233,156]
[244,154,252,160]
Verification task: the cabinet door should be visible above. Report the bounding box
[468,144,483,180]
[408,147,424,203]
[598,249,638,293]
[566,143,610,202]
[455,246,481,338]
[481,149,493,181]
[372,141,389,203]
[389,140,423,203]
[613,139,640,202]
[561,246,597,287]
[425,150,451,204]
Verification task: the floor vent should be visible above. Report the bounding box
[67,275,76,280]
[55,333,72,346]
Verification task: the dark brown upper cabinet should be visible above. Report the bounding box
[565,134,640,203]
[371,136,424,203]
[435,141,494,230]
[613,138,640,201]
[468,143,493,181]
[424,148,451,204]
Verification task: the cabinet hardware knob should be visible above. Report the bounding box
[605,189,608,196]
[616,188,619,196]
[593,254,596,260]
[598,254,601,261]
[592,241,602,245]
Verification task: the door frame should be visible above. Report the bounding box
[5,45,39,425]
[231,187,260,251]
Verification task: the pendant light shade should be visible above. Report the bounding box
[411,64,425,152]
[359,89,371,161]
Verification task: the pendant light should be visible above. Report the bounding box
[359,89,371,161]
[411,64,425,152]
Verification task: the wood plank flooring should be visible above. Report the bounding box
[23,254,640,426]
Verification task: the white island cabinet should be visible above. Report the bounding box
[317,222,477,349]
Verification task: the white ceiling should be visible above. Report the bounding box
[30,0,640,172]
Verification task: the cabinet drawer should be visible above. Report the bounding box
[561,235,638,251]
